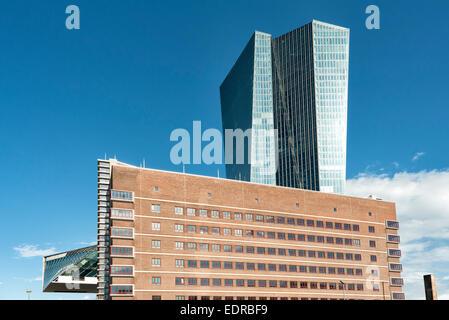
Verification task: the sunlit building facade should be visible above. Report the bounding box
[96,159,403,300]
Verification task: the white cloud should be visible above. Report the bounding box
[78,241,96,246]
[13,245,57,258]
[347,169,449,300]
[14,276,43,283]
[412,152,425,161]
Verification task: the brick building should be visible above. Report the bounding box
[95,158,404,300]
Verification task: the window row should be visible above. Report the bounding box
[111,190,133,202]
[110,266,133,276]
[167,206,373,232]
[160,240,372,262]
[168,223,363,247]
[111,227,133,238]
[111,208,134,220]
[110,246,134,257]
[176,259,364,275]
[172,277,365,291]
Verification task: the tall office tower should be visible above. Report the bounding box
[220,20,349,194]
[220,31,277,186]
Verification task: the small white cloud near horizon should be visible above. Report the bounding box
[412,152,425,161]
[14,244,57,258]
[78,241,96,246]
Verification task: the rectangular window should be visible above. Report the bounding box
[223,211,231,219]
[111,209,134,220]
[306,220,314,227]
[199,226,208,234]
[211,210,220,218]
[386,220,400,229]
[344,224,351,230]
[111,190,133,202]
[110,285,133,296]
[174,224,184,232]
[111,227,133,239]
[212,261,221,269]
[246,230,254,237]
[200,261,209,268]
[246,246,255,254]
[152,277,161,286]
[187,242,197,250]
[267,232,275,239]
[369,226,375,233]
[326,222,333,229]
[200,278,209,286]
[199,209,208,217]
[236,262,245,270]
[186,224,196,233]
[245,213,253,221]
[175,207,184,215]
[256,231,264,238]
[111,266,133,276]
[352,225,360,232]
[335,223,342,230]
[211,227,220,235]
[235,229,242,237]
[111,246,133,257]
[258,263,266,271]
[151,204,160,213]
[370,240,376,248]
[256,214,264,222]
[277,217,285,224]
[316,221,324,228]
[224,245,232,252]
[387,234,401,243]
[175,242,184,250]
[224,279,233,287]
[175,259,184,268]
[187,208,196,216]
[151,240,161,249]
[187,260,197,268]
[152,258,161,267]
[235,245,243,253]
[234,212,242,220]
[388,249,402,257]
[211,244,220,252]
[152,222,161,231]
[266,216,274,223]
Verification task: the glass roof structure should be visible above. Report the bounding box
[42,246,98,293]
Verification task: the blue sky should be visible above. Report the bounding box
[0,0,448,300]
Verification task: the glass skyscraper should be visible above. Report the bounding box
[220,20,349,194]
